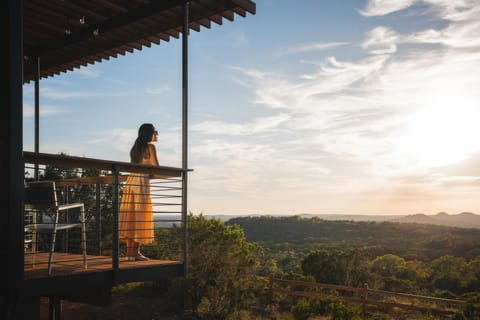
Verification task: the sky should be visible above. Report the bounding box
[23,0,480,216]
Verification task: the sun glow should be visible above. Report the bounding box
[395,91,480,170]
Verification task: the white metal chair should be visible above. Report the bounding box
[24,180,87,276]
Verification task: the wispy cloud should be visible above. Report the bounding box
[279,41,350,56]
[359,0,478,55]
[191,113,290,135]
[433,153,480,177]
[359,0,417,16]
[76,66,102,79]
[41,87,113,100]
[362,26,398,54]
[145,85,172,95]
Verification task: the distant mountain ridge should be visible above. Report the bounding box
[391,212,480,229]
[203,212,480,229]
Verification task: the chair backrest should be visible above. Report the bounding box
[24,180,58,210]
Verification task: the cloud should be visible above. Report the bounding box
[41,87,111,100]
[433,153,480,177]
[362,26,398,54]
[145,85,172,95]
[360,0,417,16]
[406,21,480,49]
[76,66,102,79]
[189,137,332,196]
[439,176,480,188]
[396,0,480,49]
[279,42,350,56]
[191,113,290,135]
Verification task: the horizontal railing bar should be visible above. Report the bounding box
[366,288,466,305]
[151,179,183,183]
[272,278,363,293]
[154,211,183,214]
[270,277,465,316]
[271,287,363,304]
[151,195,182,198]
[24,151,191,176]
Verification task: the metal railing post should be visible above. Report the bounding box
[268,275,274,304]
[362,283,368,318]
[96,183,102,255]
[112,165,120,281]
[34,56,40,180]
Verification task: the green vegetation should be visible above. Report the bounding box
[226,215,480,261]
[123,215,480,319]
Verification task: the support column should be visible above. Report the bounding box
[181,0,189,277]
[34,57,40,180]
[2,0,27,319]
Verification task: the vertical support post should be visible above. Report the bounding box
[268,275,274,305]
[34,57,40,180]
[112,165,120,281]
[181,0,189,277]
[64,187,69,252]
[2,0,25,318]
[362,283,368,318]
[48,296,62,320]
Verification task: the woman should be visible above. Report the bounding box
[119,123,159,261]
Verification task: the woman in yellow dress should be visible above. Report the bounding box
[119,123,159,261]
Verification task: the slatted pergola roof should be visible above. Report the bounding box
[23,0,256,82]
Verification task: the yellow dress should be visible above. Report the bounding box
[119,146,156,244]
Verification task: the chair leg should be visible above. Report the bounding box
[32,229,37,268]
[48,211,60,276]
[80,205,87,270]
[32,209,38,268]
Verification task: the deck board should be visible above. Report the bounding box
[24,252,180,279]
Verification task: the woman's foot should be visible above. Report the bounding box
[135,253,150,261]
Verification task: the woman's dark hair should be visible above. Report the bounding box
[130,123,155,163]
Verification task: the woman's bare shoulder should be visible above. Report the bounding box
[146,143,159,165]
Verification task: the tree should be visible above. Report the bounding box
[429,255,469,294]
[301,249,370,287]
[156,213,264,318]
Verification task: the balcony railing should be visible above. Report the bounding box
[23,151,188,283]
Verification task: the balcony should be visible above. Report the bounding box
[22,151,188,297]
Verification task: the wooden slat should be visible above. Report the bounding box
[24,252,181,280]
[22,0,256,82]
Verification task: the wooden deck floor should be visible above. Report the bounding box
[24,252,180,279]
